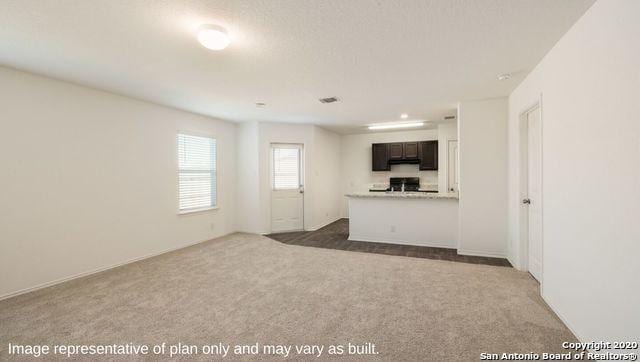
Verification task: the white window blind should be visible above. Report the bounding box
[178,134,217,212]
[272,147,300,190]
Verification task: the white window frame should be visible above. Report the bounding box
[271,143,304,191]
[177,131,219,215]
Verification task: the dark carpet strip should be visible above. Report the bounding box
[266,218,512,267]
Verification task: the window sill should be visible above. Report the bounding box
[178,206,219,215]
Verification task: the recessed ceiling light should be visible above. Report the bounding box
[400,113,409,119]
[368,122,425,130]
[197,24,230,51]
[497,73,512,81]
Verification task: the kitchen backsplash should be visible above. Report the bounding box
[369,164,438,190]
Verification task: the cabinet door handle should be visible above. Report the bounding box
[522,198,531,204]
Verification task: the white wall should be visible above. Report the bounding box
[339,129,440,217]
[0,66,237,298]
[235,121,261,233]
[311,126,342,229]
[507,0,639,342]
[458,98,508,257]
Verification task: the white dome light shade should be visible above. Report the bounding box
[197,24,230,50]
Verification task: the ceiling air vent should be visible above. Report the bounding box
[319,96,339,104]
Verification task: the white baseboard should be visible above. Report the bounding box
[456,248,507,259]
[0,233,231,301]
[348,234,455,249]
[306,216,342,232]
[507,255,520,270]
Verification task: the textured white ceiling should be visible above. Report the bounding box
[0,0,594,133]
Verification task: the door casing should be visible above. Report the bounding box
[526,106,542,281]
[447,140,459,193]
[270,143,304,233]
[518,98,544,287]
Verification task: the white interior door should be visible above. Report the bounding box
[271,144,304,232]
[447,140,459,193]
[527,107,542,281]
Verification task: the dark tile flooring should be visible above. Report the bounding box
[266,218,512,267]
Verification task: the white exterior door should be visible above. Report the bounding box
[447,140,459,193]
[527,107,542,281]
[271,144,304,232]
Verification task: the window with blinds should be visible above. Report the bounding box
[177,133,217,212]
[272,146,301,190]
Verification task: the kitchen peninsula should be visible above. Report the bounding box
[346,191,459,248]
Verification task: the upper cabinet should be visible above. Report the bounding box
[404,142,419,159]
[388,143,404,160]
[371,140,438,171]
[372,143,391,171]
[418,141,438,170]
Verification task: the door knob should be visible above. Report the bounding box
[522,198,531,204]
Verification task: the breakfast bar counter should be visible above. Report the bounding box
[345,191,458,200]
[345,192,459,248]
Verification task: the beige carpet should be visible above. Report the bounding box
[0,233,575,360]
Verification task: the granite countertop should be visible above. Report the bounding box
[345,191,459,200]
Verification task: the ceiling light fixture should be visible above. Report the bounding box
[400,113,409,119]
[497,73,512,81]
[368,122,425,130]
[197,24,230,50]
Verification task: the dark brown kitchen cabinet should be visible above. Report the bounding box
[419,141,438,170]
[372,143,390,171]
[403,142,419,159]
[371,140,438,171]
[388,143,404,160]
